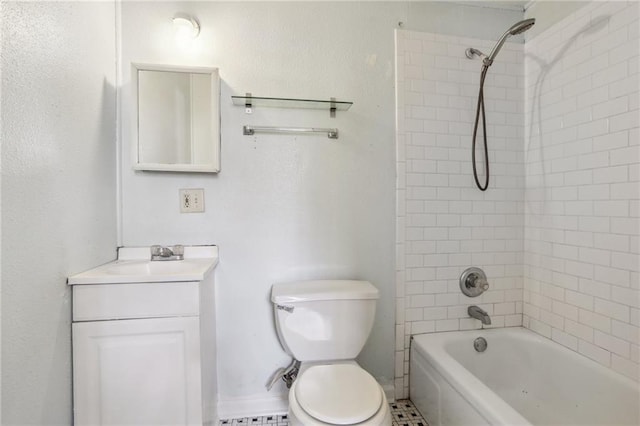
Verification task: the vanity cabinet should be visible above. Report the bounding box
[73,314,202,425]
[69,247,218,426]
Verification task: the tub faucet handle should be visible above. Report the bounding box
[472,276,489,291]
[460,267,489,297]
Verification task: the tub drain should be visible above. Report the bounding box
[474,337,487,352]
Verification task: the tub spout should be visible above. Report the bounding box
[468,305,491,325]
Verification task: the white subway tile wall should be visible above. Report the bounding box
[396,30,525,399]
[524,0,639,381]
[396,0,640,400]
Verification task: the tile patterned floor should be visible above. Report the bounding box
[219,414,289,425]
[390,400,428,426]
[218,399,428,426]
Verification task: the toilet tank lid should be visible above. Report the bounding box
[271,280,379,303]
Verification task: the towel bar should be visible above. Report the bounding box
[243,125,338,139]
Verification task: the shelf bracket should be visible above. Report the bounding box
[244,92,253,114]
[330,97,336,118]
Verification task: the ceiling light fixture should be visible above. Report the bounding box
[173,13,200,40]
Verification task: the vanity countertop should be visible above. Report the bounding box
[68,246,218,285]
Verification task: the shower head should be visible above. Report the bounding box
[485,18,535,65]
[508,18,536,35]
[465,18,536,66]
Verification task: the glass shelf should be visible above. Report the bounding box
[231,95,353,115]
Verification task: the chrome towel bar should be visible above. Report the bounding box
[243,125,339,139]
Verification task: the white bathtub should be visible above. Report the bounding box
[410,327,639,426]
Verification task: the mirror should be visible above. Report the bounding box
[133,64,220,172]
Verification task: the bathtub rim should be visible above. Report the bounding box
[411,326,640,426]
[412,327,532,425]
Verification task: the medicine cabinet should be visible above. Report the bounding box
[132,64,220,173]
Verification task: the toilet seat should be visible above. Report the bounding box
[294,364,383,425]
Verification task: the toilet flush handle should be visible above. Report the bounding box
[277,304,294,313]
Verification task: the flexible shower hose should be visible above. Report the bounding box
[472,65,490,191]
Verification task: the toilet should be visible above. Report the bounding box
[271,280,392,425]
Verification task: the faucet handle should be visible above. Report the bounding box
[460,267,489,297]
[150,244,183,260]
[474,277,490,291]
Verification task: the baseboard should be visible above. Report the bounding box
[217,394,288,420]
[378,377,396,403]
[382,382,396,403]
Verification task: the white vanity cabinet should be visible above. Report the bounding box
[69,247,218,426]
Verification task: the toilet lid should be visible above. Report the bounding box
[295,364,382,425]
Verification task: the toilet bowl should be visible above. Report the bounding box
[287,363,391,426]
[271,280,392,426]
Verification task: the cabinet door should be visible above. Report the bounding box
[73,317,202,426]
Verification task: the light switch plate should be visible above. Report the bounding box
[179,188,205,213]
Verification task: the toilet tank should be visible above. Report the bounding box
[271,280,379,362]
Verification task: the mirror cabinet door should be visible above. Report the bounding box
[134,64,220,173]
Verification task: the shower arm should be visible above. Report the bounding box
[465,48,492,67]
[466,48,487,60]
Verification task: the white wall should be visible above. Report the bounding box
[395,29,525,399]
[119,1,526,415]
[406,1,526,41]
[524,0,640,381]
[1,1,117,424]
[119,1,400,416]
[524,0,589,40]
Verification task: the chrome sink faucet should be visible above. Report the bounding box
[468,305,491,325]
[150,245,184,261]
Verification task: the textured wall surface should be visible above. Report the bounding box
[1,2,117,423]
[118,1,524,415]
[119,2,399,416]
[524,0,640,381]
[395,30,525,398]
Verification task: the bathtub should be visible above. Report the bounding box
[410,327,639,426]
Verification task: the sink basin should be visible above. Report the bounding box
[68,246,218,285]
